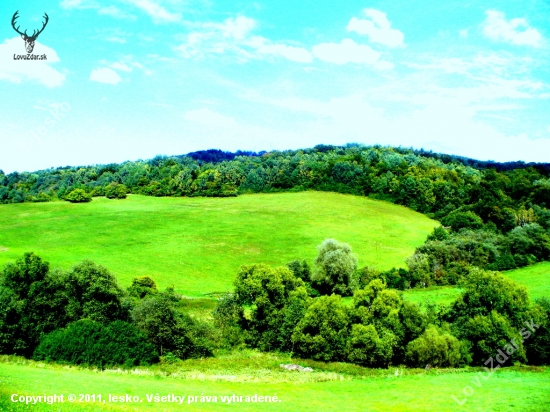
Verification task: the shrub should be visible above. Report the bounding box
[105,183,128,199]
[405,325,462,367]
[345,324,395,367]
[441,211,483,232]
[127,276,158,299]
[286,260,311,282]
[311,239,357,296]
[65,189,92,203]
[457,311,526,364]
[33,320,158,367]
[525,298,550,365]
[232,264,308,351]
[212,293,245,349]
[1,252,49,299]
[65,260,130,324]
[132,293,213,359]
[292,295,349,361]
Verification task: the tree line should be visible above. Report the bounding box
[0,253,213,368]
[2,145,549,222]
[1,239,549,369]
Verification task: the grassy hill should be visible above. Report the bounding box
[505,262,550,301]
[0,192,437,296]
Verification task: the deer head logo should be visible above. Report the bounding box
[11,11,49,54]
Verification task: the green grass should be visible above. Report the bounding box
[0,192,437,297]
[401,261,550,309]
[505,262,550,301]
[401,286,464,307]
[1,355,549,411]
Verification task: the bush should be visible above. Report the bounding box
[105,183,128,199]
[33,320,158,367]
[311,239,357,296]
[426,226,450,242]
[508,223,550,262]
[212,293,245,349]
[442,211,483,232]
[525,298,550,365]
[292,295,349,361]
[1,252,49,299]
[65,260,130,324]
[286,260,311,282]
[405,325,462,367]
[127,276,158,299]
[132,293,213,359]
[457,311,526,365]
[345,324,395,367]
[232,264,308,351]
[65,189,92,203]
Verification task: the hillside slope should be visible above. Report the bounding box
[0,192,437,296]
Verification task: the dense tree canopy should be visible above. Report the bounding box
[0,253,212,363]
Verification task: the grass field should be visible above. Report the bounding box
[0,192,437,296]
[401,286,464,307]
[401,262,550,309]
[1,355,549,412]
[505,262,550,301]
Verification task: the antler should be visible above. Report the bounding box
[11,11,49,40]
[29,13,49,40]
[11,11,26,37]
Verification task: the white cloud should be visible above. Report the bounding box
[60,0,85,8]
[175,17,258,59]
[60,0,136,20]
[176,14,395,67]
[404,53,546,104]
[98,6,136,20]
[0,38,65,87]
[483,10,542,47]
[176,16,314,64]
[374,60,395,70]
[256,43,312,63]
[218,16,256,40]
[347,9,404,48]
[110,62,133,72]
[89,67,122,84]
[312,39,381,65]
[124,0,181,23]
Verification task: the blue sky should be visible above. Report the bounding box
[1,0,549,173]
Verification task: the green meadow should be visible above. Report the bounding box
[0,192,437,296]
[401,262,550,308]
[401,286,464,307]
[505,262,550,301]
[1,356,549,412]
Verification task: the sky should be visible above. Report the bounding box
[0,0,549,173]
